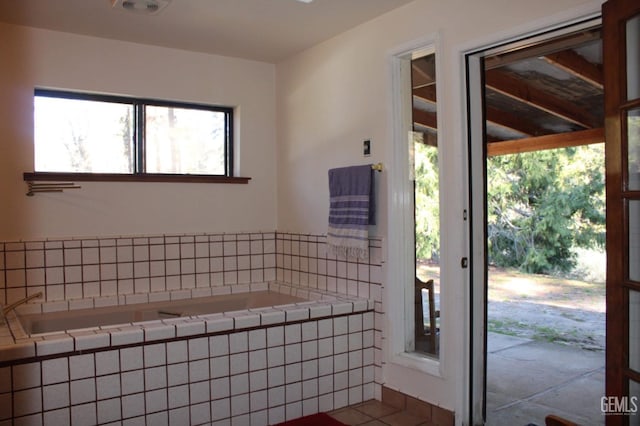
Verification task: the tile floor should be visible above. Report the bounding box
[328,400,433,426]
[324,332,608,426]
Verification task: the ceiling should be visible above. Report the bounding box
[0,0,415,63]
[412,26,604,155]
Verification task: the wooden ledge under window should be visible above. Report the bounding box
[23,172,251,184]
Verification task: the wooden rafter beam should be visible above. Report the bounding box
[412,59,436,88]
[485,106,548,137]
[485,69,600,129]
[543,50,604,89]
[483,28,601,70]
[413,86,549,136]
[413,85,436,101]
[487,127,604,157]
[413,108,437,131]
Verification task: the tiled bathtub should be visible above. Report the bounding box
[0,282,375,425]
[15,290,306,336]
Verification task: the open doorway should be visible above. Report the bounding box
[477,24,607,425]
[486,146,606,425]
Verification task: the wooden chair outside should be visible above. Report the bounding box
[415,277,439,353]
[544,414,579,426]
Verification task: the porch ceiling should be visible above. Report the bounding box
[412,26,604,156]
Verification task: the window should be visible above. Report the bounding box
[33,89,234,179]
[411,51,440,359]
[387,41,442,376]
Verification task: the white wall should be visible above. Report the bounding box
[275,0,601,421]
[0,23,277,241]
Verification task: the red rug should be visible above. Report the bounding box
[275,412,347,426]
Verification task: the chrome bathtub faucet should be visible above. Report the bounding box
[1,292,43,323]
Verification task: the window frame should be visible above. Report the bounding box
[26,89,249,184]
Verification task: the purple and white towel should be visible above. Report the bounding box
[327,164,375,259]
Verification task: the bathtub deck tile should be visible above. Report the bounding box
[171,290,191,301]
[191,288,212,298]
[332,302,354,316]
[143,323,176,341]
[231,284,250,294]
[68,299,94,311]
[211,286,232,296]
[229,313,260,329]
[306,292,325,301]
[93,296,118,308]
[110,326,144,346]
[125,293,148,305]
[68,326,102,334]
[161,318,188,326]
[98,324,125,334]
[308,304,333,319]
[4,315,25,340]
[285,308,309,323]
[35,335,74,356]
[175,320,206,337]
[272,303,296,312]
[41,301,69,313]
[72,331,110,351]
[148,292,171,303]
[352,300,369,313]
[206,317,234,333]
[199,312,223,321]
[248,306,272,313]
[250,282,268,292]
[259,310,285,326]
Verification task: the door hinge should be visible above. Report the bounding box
[461,257,468,268]
[463,209,468,221]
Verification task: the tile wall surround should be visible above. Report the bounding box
[0,231,386,424]
[274,233,385,402]
[0,232,279,311]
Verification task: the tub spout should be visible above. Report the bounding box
[1,292,43,321]
[157,310,182,318]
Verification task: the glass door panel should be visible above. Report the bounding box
[627,15,640,101]
[631,290,640,372]
[631,201,640,281]
[629,108,640,190]
[629,380,640,425]
[605,1,640,420]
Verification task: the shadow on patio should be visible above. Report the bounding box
[486,332,605,426]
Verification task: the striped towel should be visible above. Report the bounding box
[327,165,375,259]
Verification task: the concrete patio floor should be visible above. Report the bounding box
[486,332,605,426]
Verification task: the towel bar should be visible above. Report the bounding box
[371,163,383,171]
[26,182,81,196]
